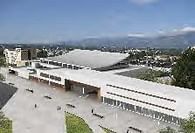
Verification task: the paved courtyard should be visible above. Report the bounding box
[1,68,179,133]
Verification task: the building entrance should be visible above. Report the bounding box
[65,79,101,100]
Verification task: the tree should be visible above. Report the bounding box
[0,73,5,81]
[159,126,176,133]
[0,111,12,133]
[172,48,195,89]
[37,50,48,58]
[0,111,5,120]
[180,112,195,133]
[0,57,6,67]
[0,57,6,81]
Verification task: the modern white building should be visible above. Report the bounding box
[9,49,195,125]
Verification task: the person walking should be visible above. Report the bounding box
[91,108,94,114]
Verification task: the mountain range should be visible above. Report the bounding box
[62,31,195,49]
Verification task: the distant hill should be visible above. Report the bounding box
[62,31,195,49]
[1,31,195,49]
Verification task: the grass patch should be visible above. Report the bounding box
[0,112,12,133]
[137,69,169,82]
[65,112,93,133]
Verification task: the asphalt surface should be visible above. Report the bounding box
[0,82,17,109]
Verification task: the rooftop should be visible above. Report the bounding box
[38,67,195,119]
[45,49,129,69]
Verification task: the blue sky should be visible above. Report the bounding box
[0,0,195,43]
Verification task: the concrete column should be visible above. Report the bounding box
[97,89,101,101]
[65,79,71,91]
[48,75,51,85]
[82,87,85,95]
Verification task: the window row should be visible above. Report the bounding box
[107,84,176,103]
[41,60,48,64]
[49,61,62,66]
[62,63,83,70]
[107,92,175,111]
[41,59,83,70]
[40,72,49,78]
[102,97,181,124]
[40,72,61,81]
[50,75,61,81]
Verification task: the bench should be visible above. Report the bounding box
[128,126,142,133]
[44,96,52,99]
[99,125,116,133]
[8,83,14,86]
[66,104,76,108]
[25,89,34,93]
[93,113,104,119]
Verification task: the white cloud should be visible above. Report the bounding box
[180,27,195,32]
[127,26,195,38]
[129,0,159,5]
[128,33,145,37]
[170,27,195,35]
[156,26,195,37]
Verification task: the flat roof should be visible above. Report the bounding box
[10,67,35,73]
[45,49,129,69]
[38,68,195,119]
[39,62,61,69]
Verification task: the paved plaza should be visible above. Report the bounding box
[1,68,179,133]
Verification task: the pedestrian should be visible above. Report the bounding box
[57,106,61,110]
[34,104,37,108]
[91,108,94,114]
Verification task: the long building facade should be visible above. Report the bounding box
[9,49,195,126]
[31,68,187,125]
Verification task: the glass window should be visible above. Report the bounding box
[50,75,61,81]
[40,72,49,78]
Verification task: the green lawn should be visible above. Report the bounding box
[0,112,12,133]
[65,112,93,133]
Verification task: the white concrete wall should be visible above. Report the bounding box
[15,48,22,63]
[18,71,29,79]
[37,69,65,85]
[100,85,176,117]
[30,67,195,119]
[10,67,30,79]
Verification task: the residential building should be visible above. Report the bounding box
[4,48,37,66]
